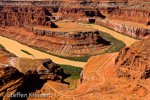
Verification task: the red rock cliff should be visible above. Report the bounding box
[63,38,150,99]
[95,19,150,39]
[109,8,150,25]
[0,11,57,28]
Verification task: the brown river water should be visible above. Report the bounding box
[0,24,138,67]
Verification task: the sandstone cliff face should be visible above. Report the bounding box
[0,25,108,57]
[0,67,38,100]
[115,38,150,79]
[98,6,119,14]
[57,6,105,20]
[63,38,150,99]
[15,58,67,82]
[109,8,150,25]
[1,6,58,16]
[0,11,57,28]
[0,45,16,68]
[95,19,150,39]
[0,5,109,57]
[0,46,68,100]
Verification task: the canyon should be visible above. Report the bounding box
[1,35,150,100]
[64,38,150,99]
[0,6,110,57]
[0,0,150,100]
[0,45,69,100]
[95,19,150,39]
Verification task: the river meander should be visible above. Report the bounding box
[0,23,139,67]
[82,23,139,46]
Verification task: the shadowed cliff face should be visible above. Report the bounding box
[0,67,40,100]
[4,1,146,39]
[1,37,150,100]
[0,46,70,100]
[0,5,110,57]
[57,7,106,19]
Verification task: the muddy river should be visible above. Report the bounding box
[82,23,139,46]
[0,36,86,67]
[0,24,138,67]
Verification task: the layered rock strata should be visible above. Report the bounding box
[0,46,68,100]
[0,11,57,28]
[57,6,106,20]
[115,38,150,80]
[64,38,150,99]
[0,67,38,100]
[0,6,109,57]
[95,19,150,39]
[109,8,150,25]
[0,26,107,56]
[0,1,150,26]
[15,58,66,82]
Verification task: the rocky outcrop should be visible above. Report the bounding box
[13,58,67,82]
[0,26,108,57]
[98,6,119,14]
[0,46,68,100]
[40,59,66,81]
[57,6,105,20]
[63,38,150,99]
[0,11,57,28]
[1,6,58,16]
[0,66,38,100]
[109,8,150,25]
[0,45,16,68]
[115,38,150,79]
[95,19,150,39]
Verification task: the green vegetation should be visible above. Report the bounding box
[0,44,17,57]
[86,22,141,40]
[0,22,129,62]
[33,47,92,62]
[0,44,6,49]
[98,24,141,40]
[21,49,33,55]
[0,35,11,39]
[99,31,126,53]
[59,64,83,79]
[33,31,125,62]
[59,64,83,90]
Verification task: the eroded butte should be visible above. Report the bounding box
[0,0,150,100]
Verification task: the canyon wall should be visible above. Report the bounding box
[0,67,38,100]
[109,8,150,25]
[0,46,68,100]
[0,25,107,57]
[64,37,150,100]
[95,19,150,39]
[0,5,109,57]
[57,6,106,20]
[0,11,57,28]
[0,1,149,25]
